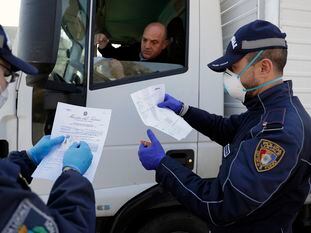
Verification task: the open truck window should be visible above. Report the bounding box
[91,0,188,89]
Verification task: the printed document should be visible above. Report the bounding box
[32,102,111,182]
[131,84,192,140]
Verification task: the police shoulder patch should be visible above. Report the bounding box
[2,199,59,233]
[254,139,285,172]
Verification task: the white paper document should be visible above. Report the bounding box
[131,84,192,140]
[32,102,112,182]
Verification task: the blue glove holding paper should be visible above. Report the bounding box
[27,135,65,165]
[157,93,183,114]
[138,129,165,170]
[63,141,93,174]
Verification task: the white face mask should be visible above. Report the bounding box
[0,86,8,108]
[223,69,246,102]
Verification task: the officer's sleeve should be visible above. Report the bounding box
[156,130,300,226]
[7,150,36,184]
[47,169,96,232]
[98,43,118,57]
[183,106,246,146]
[98,42,138,60]
[0,160,95,232]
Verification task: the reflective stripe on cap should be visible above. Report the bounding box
[242,38,287,50]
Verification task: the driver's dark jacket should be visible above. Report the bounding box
[98,42,169,63]
[0,151,95,233]
[156,81,311,233]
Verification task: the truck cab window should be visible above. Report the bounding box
[92,0,187,88]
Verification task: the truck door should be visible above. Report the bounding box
[87,0,200,191]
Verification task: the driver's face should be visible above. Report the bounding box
[141,25,168,60]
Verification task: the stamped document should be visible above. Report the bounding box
[131,84,192,140]
[32,102,112,182]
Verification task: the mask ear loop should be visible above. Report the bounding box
[250,51,265,83]
[238,50,265,81]
[244,76,283,92]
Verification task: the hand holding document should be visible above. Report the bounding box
[32,102,111,182]
[131,84,192,140]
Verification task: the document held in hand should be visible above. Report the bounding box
[131,84,192,140]
[32,102,112,182]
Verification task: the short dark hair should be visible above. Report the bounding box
[246,48,288,74]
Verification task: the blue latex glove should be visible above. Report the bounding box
[27,135,65,165]
[138,129,165,170]
[157,93,183,114]
[63,141,93,174]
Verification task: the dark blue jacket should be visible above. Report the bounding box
[98,42,169,63]
[156,81,311,233]
[0,151,95,233]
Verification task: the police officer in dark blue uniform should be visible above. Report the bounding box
[0,25,95,232]
[138,20,311,233]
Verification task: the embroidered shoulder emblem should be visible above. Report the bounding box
[2,199,59,233]
[254,139,285,172]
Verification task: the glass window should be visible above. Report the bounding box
[53,0,88,85]
[91,0,188,88]
[32,0,89,143]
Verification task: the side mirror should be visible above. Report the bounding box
[17,0,62,85]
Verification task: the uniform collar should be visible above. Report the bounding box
[243,80,293,110]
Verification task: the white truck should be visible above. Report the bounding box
[0,0,310,232]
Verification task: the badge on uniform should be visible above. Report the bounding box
[254,139,285,172]
[2,199,59,233]
[224,144,231,158]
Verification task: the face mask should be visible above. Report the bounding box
[223,50,264,102]
[223,69,246,102]
[0,86,8,108]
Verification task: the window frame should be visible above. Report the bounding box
[89,0,190,90]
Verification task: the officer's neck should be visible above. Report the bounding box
[248,73,284,97]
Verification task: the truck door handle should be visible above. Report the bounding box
[166,149,194,169]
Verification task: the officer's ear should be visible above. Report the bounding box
[256,58,273,77]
